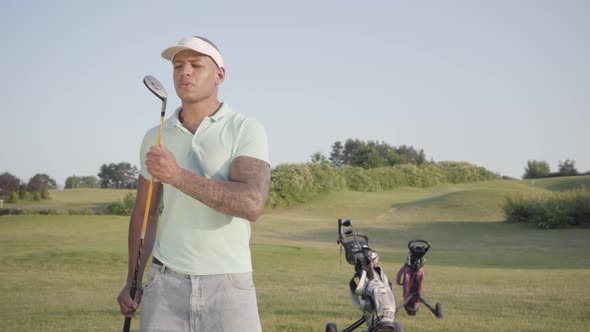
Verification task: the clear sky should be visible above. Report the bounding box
[1,0,588,187]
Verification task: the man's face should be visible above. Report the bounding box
[172,49,224,104]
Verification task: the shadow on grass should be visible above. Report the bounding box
[291,220,590,270]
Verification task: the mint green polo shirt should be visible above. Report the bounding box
[139,103,269,275]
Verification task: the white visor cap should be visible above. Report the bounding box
[161,36,224,68]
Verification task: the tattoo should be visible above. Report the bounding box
[175,156,271,221]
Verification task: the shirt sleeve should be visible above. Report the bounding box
[139,128,159,181]
[234,118,270,166]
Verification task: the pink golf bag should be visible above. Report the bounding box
[395,240,442,318]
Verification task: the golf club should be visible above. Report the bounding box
[123,75,167,332]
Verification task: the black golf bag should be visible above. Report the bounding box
[395,240,442,318]
[325,219,403,332]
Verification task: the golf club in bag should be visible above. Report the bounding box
[325,219,403,332]
[395,240,442,319]
[122,75,167,332]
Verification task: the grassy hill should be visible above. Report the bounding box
[1,178,589,331]
[524,175,590,192]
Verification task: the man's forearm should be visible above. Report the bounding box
[127,212,159,284]
[174,168,266,221]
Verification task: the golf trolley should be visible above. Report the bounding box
[325,219,403,332]
[325,219,443,332]
[395,240,443,319]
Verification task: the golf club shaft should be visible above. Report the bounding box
[139,110,164,238]
[122,240,140,331]
[122,112,164,332]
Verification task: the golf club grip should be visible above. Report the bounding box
[122,283,137,332]
[123,317,131,332]
[123,240,141,332]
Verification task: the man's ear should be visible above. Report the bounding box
[215,67,225,85]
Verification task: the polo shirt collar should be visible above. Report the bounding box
[164,103,232,129]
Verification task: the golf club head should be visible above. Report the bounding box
[143,75,167,101]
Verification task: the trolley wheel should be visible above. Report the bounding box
[325,322,337,332]
[393,321,404,332]
[435,303,443,319]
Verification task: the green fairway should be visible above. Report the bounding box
[1,178,589,331]
[2,188,133,213]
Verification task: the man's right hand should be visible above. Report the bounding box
[117,283,143,317]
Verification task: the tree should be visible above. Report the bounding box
[339,139,429,168]
[371,141,402,166]
[343,139,364,166]
[27,174,45,192]
[523,160,551,179]
[393,145,426,165]
[98,162,139,188]
[66,175,99,189]
[65,176,81,189]
[0,172,20,197]
[81,176,98,188]
[329,141,344,167]
[310,152,328,164]
[36,174,57,189]
[18,184,27,199]
[558,159,578,177]
[350,145,386,169]
[27,173,57,192]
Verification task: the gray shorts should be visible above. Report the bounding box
[140,263,262,332]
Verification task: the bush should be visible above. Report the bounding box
[267,162,496,208]
[41,187,50,199]
[502,189,590,229]
[19,185,27,199]
[33,192,41,201]
[0,208,66,215]
[342,167,379,192]
[269,164,318,207]
[107,192,136,215]
[38,209,67,215]
[369,167,406,190]
[308,163,344,193]
[6,191,19,203]
[502,194,532,223]
[67,208,96,215]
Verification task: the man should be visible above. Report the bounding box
[117,36,270,332]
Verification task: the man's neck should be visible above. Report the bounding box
[179,99,222,134]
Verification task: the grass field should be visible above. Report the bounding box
[1,177,589,331]
[525,175,590,192]
[3,188,133,212]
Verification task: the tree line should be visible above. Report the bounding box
[0,173,55,203]
[65,162,139,189]
[312,139,427,169]
[523,159,588,179]
[2,142,588,203]
[0,162,139,202]
[66,162,139,189]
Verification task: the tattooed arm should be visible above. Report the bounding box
[175,156,270,221]
[145,145,271,222]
